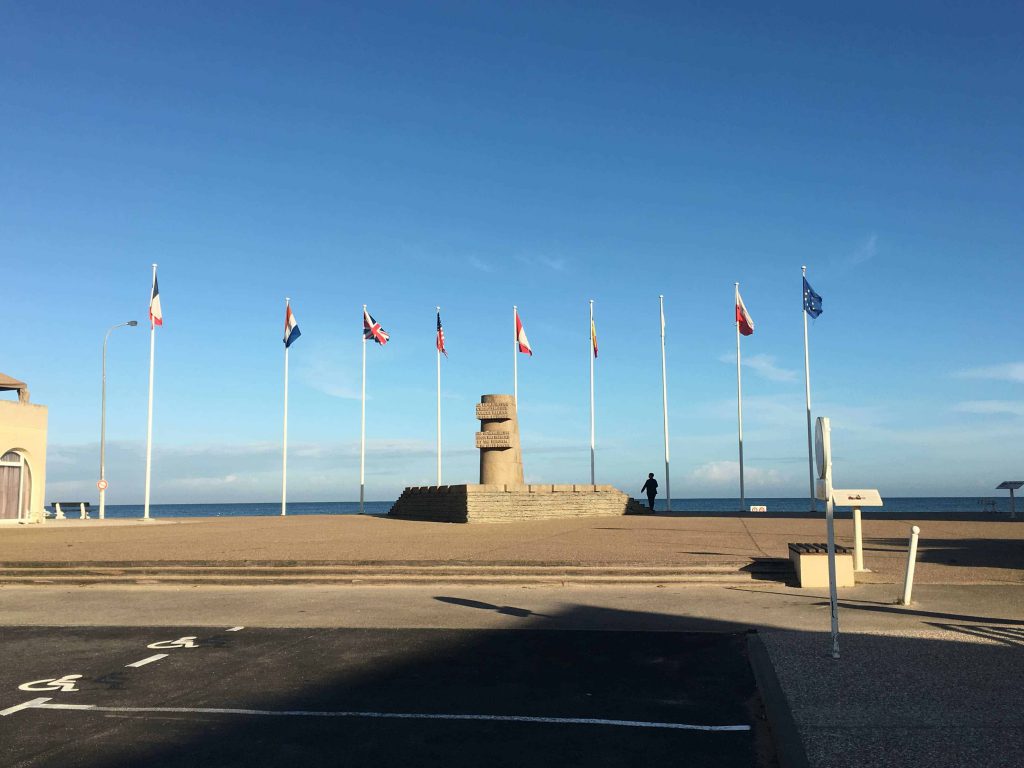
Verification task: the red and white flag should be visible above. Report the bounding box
[515,308,532,355]
[735,288,754,336]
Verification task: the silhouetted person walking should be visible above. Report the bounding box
[641,473,658,511]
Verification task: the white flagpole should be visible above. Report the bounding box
[735,283,745,513]
[659,295,672,512]
[802,266,815,513]
[589,299,595,485]
[281,298,290,517]
[143,263,157,521]
[360,305,367,514]
[513,305,518,407]
[436,306,442,486]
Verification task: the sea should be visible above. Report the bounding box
[93,497,1018,520]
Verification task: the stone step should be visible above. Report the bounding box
[0,563,790,575]
[0,560,792,586]
[0,573,758,586]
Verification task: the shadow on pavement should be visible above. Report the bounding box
[5,599,1024,768]
[432,596,553,618]
[2,606,778,768]
[728,585,1024,625]
[899,537,1023,572]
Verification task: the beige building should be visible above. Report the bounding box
[0,374,47,524]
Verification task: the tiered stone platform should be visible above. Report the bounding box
[388,483,649,523]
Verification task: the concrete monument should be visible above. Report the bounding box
[388,394,647,523]
[476,394,523,485]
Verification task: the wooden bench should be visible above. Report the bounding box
[49,501,93,520]
[788,542,855,588]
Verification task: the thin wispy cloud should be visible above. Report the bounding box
[850,234,877,266]
[717,352,797,382]
[516,253,568,272]
[687,460,785,488]
[468,255,494,273]
[955,362,1024,384]
[954,400,1024,417]
[832,233,878,269]
[301,354,362,400]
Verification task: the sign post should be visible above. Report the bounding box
[996,481,1023,520]
[815,417,839,659]
[831,489,883,573]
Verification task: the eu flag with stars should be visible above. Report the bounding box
[803,277,822,318]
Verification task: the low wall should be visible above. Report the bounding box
[389,484,647,523]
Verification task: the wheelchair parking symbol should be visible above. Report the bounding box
[19,674,82,693]
[147,636,198,650]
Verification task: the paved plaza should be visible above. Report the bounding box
[2,512,1022,766]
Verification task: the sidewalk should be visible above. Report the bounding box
[2,513,1022,584]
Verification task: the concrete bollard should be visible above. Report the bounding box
[900,525,921,606]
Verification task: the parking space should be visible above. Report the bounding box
[1,627,772,767]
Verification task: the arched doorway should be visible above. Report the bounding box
[0,450,31,521]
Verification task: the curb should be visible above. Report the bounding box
[746,631,810,768]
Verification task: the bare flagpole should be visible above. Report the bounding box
[513,305,519,407]
[281,298,290,517]
[589,299,595,485]
[360,304,367,514]
[802,266,815,513]
[143,263,157,521]
[659,295,672,512]
[735,283,746,513]
[436,306,442,486]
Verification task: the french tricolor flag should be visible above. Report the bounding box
[149,271,163,328]
[284,303,301,348]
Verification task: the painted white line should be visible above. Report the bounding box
[226,627,245,632]
[126,654,168,668]
[32,702,750,731]
[0,697,52,717]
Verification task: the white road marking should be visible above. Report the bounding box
[29,702,750,731]
[0,697,52,717]
[18,674,82,693]
[126,654,168,668]
[147,636,197,650]
[226,627,244,632]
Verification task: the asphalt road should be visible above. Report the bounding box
[0,626,774,768]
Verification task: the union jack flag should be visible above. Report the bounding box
[436,310,447,357]
[363,308,390,345]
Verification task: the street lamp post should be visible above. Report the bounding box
[99,320,138,519]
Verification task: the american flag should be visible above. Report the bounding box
[436,309,447,357]
[363,308,390,345]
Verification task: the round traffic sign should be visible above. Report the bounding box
[814,417,831,481]
[96,479,108,491]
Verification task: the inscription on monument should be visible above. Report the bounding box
[476,403,515,421]
[477,394,524,485]
[476,431,514,449]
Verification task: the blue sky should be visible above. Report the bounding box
[3,1,1022,502]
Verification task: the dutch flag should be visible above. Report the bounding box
[284,303,301,348]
